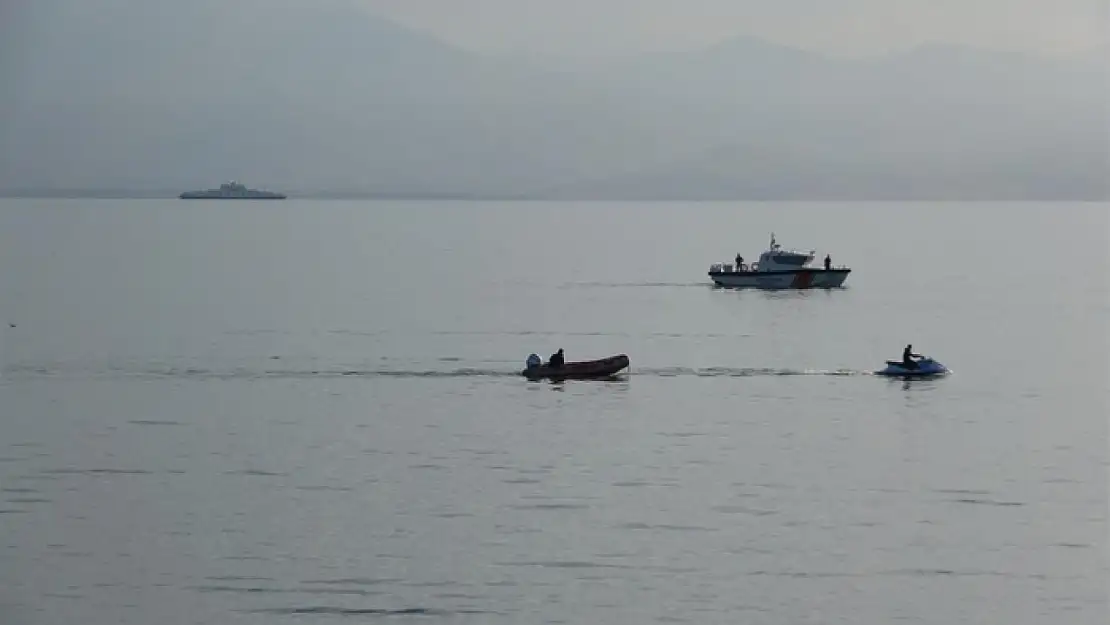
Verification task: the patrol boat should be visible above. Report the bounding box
[707,234,850,289]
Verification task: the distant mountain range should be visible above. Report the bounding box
[1,0,1105,200]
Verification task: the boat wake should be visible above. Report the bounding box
[639,366,867,378]
[3,362,874,381]
[558,281,709,289]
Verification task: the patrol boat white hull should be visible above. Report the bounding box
[709,268,850,289]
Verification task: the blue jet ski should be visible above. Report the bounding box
[875,356,950,377]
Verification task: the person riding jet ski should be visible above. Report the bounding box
[902,344,922,370]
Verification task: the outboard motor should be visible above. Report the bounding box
[526,353,542,369]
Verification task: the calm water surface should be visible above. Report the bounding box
[0,200,1106,624]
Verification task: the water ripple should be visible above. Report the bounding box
[127,420,184,426]
[711,505,778,516]
[223,470,288,477]
[951,498,1025,507]
[616,522,718,532]
[301,578,403,586]
[247,607,495,616]
[41,468,152,475]
[497,560,636,570]
[508,503,590,511]
[295,485,354,492]
[193,585,385,596]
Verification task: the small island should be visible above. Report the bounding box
[179,181,286,200]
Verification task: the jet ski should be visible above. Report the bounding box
[875,356,950,377]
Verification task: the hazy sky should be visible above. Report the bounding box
[360,0,1108,57]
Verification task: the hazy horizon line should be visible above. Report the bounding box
[460,35,1110,65]
[2,190,1105,202]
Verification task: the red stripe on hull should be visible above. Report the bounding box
[791,272,814,288]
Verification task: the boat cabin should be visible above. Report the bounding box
[754,242,815,272]
[709,234,816,274]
